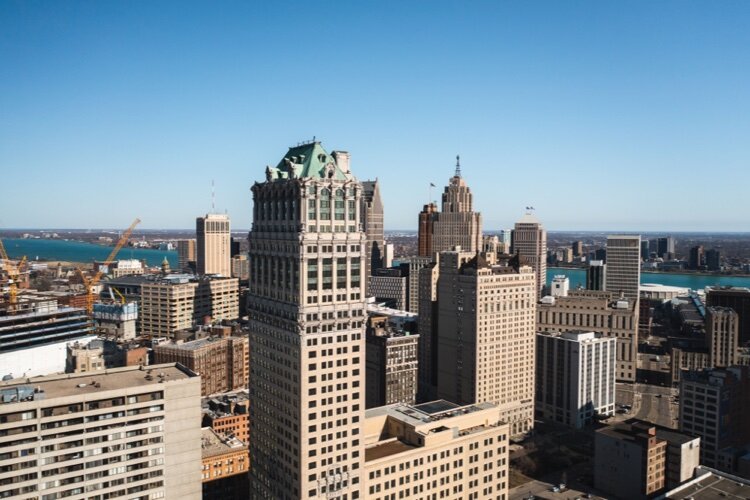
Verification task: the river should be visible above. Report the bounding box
[547,267,750,291]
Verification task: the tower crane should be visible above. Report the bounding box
[0,238,27,313]
[77,218,141,314]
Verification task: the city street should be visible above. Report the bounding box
[616,383,678,429]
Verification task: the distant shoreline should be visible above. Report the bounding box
[550,266,750,279]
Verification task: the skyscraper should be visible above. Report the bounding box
[435,251,536,435]
[587,260,606,290]
[430,157,482,255]
[248,141,366,499]
[196,213,231,276]
[177,238,196,272]
[512,211,547,298]
[361,179,385,289]
[417,202,437,258]
[605,235,641,302]
[417,158,482,260]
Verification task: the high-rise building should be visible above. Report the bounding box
[368,266,408,310]
[689,245,705,270]
[365,313,418,408]
[361,179,385,289]
[417,202,438,258]
[641,239,651,260]
[706,307,739,367]
[572,240,584,257]
[402,256,431,313]
[430,157,482,255]
[197,213,231,276]
[139,275,239,338]
[247,141,366,499]
[587,260,606,290]
[535,331,616,428]
[512,211,547,298]
[680,366,750,470]
[605,235,641,302]
[707,287,750,346]
[417,261,440,402]
[436,251,536,435]
[706,248,721,271]
[657,236,676,259]
[0,363,202,499]
[537,290,639,382]
[499,229,512,253]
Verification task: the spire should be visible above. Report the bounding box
[455,154,461,177]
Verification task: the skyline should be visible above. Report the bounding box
[2,1,750,231]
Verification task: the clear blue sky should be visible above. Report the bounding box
[2,1,749,231]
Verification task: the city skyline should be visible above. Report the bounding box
[3,2,750,231]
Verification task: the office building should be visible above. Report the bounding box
[94,258,145,278]
[535,331,616,428]
[689,245,705,270]
[178,238,197,272]
[658,236,676,259]
[0,363,202,500]
[361,179,385,288]
[231,254,249,281]
[417,202,438,258]
[429,157,482,255]
[641,240,651,260]
[197,213,231,276]
[679,366,750,470]
[605,235,641,302]
[247,142,366,499]
[154,335,248,396]
[706,249,721,271]
[550,275,569,297]
[368,266,408,310]
[402,255,432,313]
[0,299,95,379]
[201,428,250,500]
[363,401,509,500]
[512,212,547,298]
[572,240,583,257]
[587,260,606,290]
[706,306,739,367]
[537,290,639,382]
[652,426,701,489]
[594,421,668,499]
[139,275,239,338]
[92,301,137,340]
[65,340,105,373]
[417,261,440,402]
[436,250,536,435]
[707,287,750,346]
[365,313,418,408]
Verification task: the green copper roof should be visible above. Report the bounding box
[265,141,352,182]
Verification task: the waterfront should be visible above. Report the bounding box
[2,238,178,268]
[548,267,750,290]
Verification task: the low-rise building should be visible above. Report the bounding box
[363,400,509,500]
[154,335,249,396]
[203,391,250,443]
[201,427,249,500]
[595,421,668,499]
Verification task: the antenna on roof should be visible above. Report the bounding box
[211,180,215,213]
[455,155,461,177]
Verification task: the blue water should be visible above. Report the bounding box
[548,267,750,291]
[2,238,177,267]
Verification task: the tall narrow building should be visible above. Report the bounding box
[605,235,641,302]
[177,238,196,272]
[430,156,482,255]
[512,211,547,298]
[361,179,385,291]
[248,141,366,499]
[435,250,537,435]
[417,202,437,258]
[196,213,231,276]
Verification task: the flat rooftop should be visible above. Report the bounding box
[665,469,750,499]
[365,439,416,462]
[365,400,495,427]
[0,363,196,405]
[201,427,247,458]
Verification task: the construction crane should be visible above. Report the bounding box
[77,218,141,314]
[0,238,27,313]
